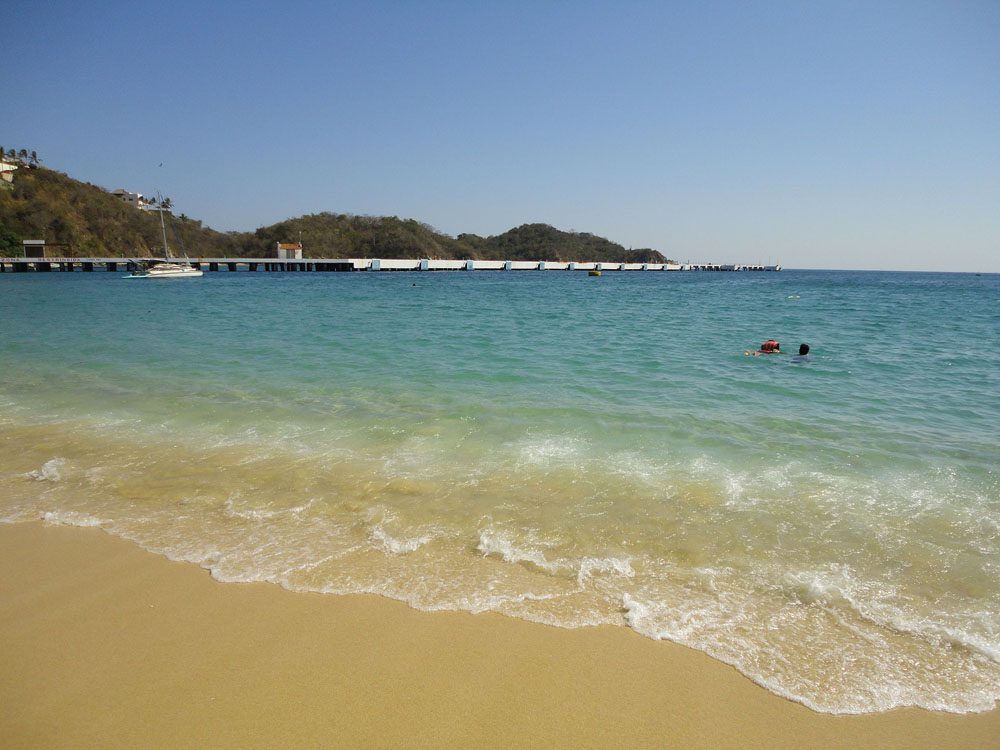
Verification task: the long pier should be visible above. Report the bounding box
[0,257,781,273]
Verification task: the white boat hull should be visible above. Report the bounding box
[126,262,203,278]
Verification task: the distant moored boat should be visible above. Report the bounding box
[124,191,203,279]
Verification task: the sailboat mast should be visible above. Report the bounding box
[157,191,169,260]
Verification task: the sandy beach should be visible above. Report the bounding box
[0,522,996,749]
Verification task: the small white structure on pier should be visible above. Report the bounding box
[22,239,47,257]
[277,242,303,259]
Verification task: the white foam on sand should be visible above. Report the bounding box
[26,458,68,482]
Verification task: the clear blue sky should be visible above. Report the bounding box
[5,0,998,271]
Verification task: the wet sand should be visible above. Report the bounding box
[1,521,997,749]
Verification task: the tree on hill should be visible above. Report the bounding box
[1,147,41,167]
[0,225,21,255]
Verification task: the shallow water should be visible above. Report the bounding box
[2,268,998,713]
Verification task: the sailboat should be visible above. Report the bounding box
[124,192,203,278]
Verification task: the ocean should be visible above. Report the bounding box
[2,268,998,714]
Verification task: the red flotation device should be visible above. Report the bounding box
[761,340,780,352]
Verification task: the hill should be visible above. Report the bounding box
[0,165,674,263]
[242,213,474,260]
[459,223,667,264]
[0,166,241,258]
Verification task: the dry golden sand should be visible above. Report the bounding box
[1,522,998,749]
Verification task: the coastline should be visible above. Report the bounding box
[2,522,997,749]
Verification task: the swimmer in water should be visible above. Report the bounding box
[791,343,811,362]
[745,340,781,356]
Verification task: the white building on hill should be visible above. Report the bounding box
[0,159,17,184]
[110,188,149,209]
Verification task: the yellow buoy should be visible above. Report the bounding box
[589,270,601,276]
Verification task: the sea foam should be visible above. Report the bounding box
[27,458,67,482]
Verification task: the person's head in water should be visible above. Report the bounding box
[799,344,809,356]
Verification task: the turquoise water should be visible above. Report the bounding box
[2,268,998,713]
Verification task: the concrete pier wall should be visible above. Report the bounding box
[0,256,781,274]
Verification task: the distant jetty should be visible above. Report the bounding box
[1,257,781,273]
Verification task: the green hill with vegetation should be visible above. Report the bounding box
[0,162,674,263]
[458,223,668,264]
[0,165,242,258]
